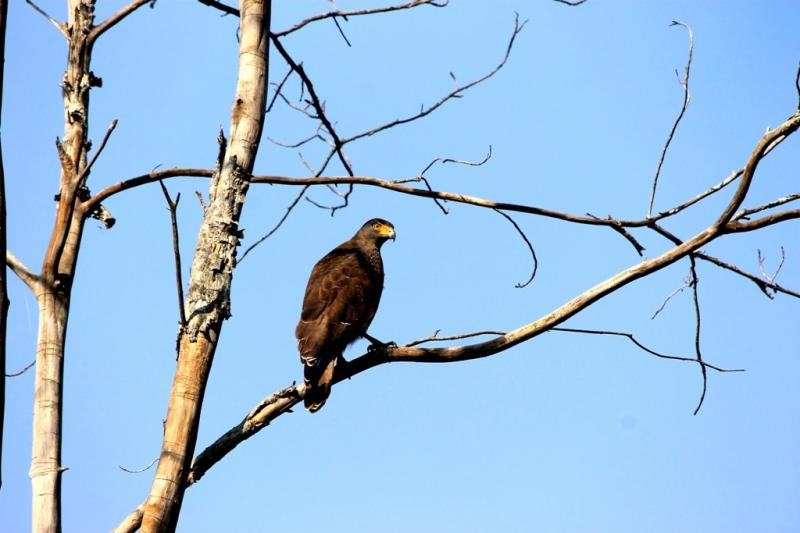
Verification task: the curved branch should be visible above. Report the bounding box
[274,0,447,38]
[648,21,693,217]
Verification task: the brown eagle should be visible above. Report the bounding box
[296,218,396,412]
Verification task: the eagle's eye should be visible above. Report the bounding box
[372,222,381,230]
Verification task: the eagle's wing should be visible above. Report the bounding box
[295,247,380,367]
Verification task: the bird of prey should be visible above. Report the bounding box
[295,218,396,412]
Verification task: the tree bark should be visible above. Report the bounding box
[140,1,271,531]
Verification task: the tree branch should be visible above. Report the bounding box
[89,0,152,44]
[274,0,447,37]
[648,21,693,217]
[158,181,186,328]
[5,250,39,291]
[24,0,67,36]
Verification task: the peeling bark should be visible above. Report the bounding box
[140,2,272,531]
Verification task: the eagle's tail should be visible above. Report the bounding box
[303,357,336,413]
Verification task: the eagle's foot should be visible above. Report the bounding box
[364,333,397,352]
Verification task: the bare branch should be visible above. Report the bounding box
[77,119,117,186]
[265,67,293,114]
[5,250,39,290]
[89,0,152,44]
[726,208,800,232]
[650,277,691,319]
[735,193,800,220]
[407,330,506,347]
[274,0,448,38]
[118,456,158,474]
[331,15,352,47]
[648,21,693,217]
[197,0,239,16]
[757,247,786,289]
[493,208,538,288]
[24,0,67,36]
[587,213,646,256]
[550,327,740,373]
[270,35,354,176]
[6,360,35,378]
[158,181,186,328]
[687,258,707,415]
[419,145,492,177]
[85,168,213,209]
[553,0,588,5]
[343,15,525,144]
[696,251,800,300]
[237,185,309,265]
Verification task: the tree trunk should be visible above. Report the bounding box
[30,1,94,530]
[0,0,9,492]
[140,2,271,531]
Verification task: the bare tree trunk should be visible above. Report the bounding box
[140,2,271,531]
[30,1,94,530]
[0,0,9,492]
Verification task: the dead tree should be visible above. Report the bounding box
[3,1,799,532]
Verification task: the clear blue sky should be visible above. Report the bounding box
[3,1,799,532]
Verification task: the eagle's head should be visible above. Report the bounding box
[357,218,396,246]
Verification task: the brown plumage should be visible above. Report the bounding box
[295,218,396,412]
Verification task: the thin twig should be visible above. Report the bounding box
[553,0,588,5]
[587,213,646,256]
[550,327,739,374]
[158,181,186,327]
[24,0,66,35]
[266,68,293,114]
[735,193,800,220]
[118,456,159,474]
[419,145,492,176]
[331,15,352,47]
[343,15,525,145]
[688,257,707,415]
[648,21,694,218]
[493,208,538,288]
[407,330,506,347]
[274,0,447,38]
[5,360,35,378]
[651,277,691,319]
[237,185,309,265]
[77,119,118,186]
[696,251,800,300]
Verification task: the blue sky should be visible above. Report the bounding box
[3,1,800,532]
